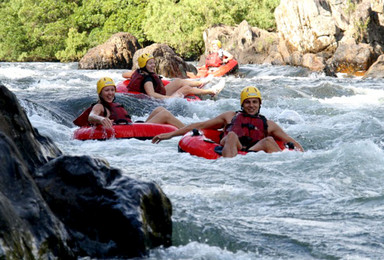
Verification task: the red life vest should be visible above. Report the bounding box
[205,52,223,68]
[127,69,166,95]
[73,102,132,127]
[107,102,132,124]
[223,112,268,149]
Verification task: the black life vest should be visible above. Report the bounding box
[205,52,223,67]
[223,111,268,149]
[127,69,166,95]
[73,102,132,127]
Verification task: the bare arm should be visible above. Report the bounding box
[267,120,304,151]
[222,50,233,63]
[122,71,133,79]
[143,81,170,99]
[152,111,234,143]
[88,104,113,128]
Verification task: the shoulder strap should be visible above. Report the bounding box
[259,114,268,136]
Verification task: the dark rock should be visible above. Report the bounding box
[0,132,74,259]
[0,84,62,173]
[79,32,141,69]
[35,155,172,258]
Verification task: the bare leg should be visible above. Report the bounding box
[220,132,242,158]
[248,136,281,153]
[145,107,185,129]
[165,79,212,96]
[169,86,216,97]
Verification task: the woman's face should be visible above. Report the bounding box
[145,58,156,73]
[100,85,116,103]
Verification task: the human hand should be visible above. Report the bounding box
[152,133,172,144]
[100,117,114,128]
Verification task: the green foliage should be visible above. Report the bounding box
[0,0,280,62]
[245,0,280,30]
[143,0,279,59]
[0,1,29,61]
[55,28,89,62]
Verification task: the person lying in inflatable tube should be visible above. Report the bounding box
[152,86,304,158]
[205,39,234,70]
[122,53,223,99]
[73,77,185,129]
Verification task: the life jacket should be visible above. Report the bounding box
[73,102,132,127]
[127,69,166,95]
[223,111,268,149]
[205,52,223,68]
[106,102,132,124]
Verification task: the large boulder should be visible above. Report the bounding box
[79,32,141,69]
[0,84,62,172]
[132,44,197,78]
[0,84,173,258]
[274,0,384,75]
[326,41,376,75]
[363,54,384,78]
[35,155,172,259]
[0,132,74,259]
[275,0,337,54]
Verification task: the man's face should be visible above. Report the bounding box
[242,98,261,115]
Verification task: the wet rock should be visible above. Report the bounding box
[35,155,172,259]
[0,84,62,172]
[0,132,75,259]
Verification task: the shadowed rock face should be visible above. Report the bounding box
[35,155,172,258]
[0,84,173,259]
[0,132,74,259]
[0,85,62,173]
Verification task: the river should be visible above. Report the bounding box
[1,62,384,259]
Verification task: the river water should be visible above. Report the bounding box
[1,62,384,259]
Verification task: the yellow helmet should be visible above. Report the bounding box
[138,53,154,68]
[240,86,262,105]
[212,40,222,48]
[97,77,116,94]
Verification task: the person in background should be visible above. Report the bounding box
[205,40,233,70]
[123,53,223,99]
[152,86,304,158]
[73,77,185,129]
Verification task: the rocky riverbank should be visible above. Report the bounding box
[79,0,384,78]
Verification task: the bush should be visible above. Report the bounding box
[0,0,280,62]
